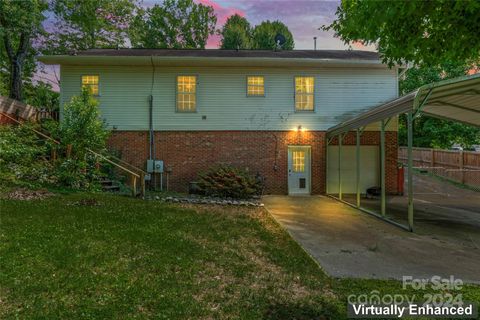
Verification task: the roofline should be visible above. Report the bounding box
[37,55,389,68]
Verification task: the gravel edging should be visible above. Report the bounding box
[146,195,264,207]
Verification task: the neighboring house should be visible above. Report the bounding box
[39,49,399,195]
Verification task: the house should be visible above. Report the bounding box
[38,49,399,195]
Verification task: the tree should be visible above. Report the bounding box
[46,0,138,53]
[324,1,480,66]
[0,0,47,101]
[219,14,252,50]
[129,0,217,49]
[398,62,480,149]
[252,20,294,50]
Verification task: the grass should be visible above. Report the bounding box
[1,192,479,319]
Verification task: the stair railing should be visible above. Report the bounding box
[1,111,145,198]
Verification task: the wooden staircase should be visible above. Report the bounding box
[0,108,147,198]
[99,178,121,192]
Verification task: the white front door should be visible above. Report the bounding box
[288,146,311,195]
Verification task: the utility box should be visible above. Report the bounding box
[147,159,164,173]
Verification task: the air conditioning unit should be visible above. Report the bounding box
[147,159,164,173]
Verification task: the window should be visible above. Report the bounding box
[247,76,265,96]
[177,76,197,112]
[295,76,314,111]
[81,75,99,96]
[292,151,305,172]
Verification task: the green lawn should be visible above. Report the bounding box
[1,192,479,319]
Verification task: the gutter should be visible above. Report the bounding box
[36,55,387,68]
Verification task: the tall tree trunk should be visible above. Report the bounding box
[3,32,30,101]
[9,57,23,101]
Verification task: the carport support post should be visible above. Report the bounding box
[380,120,386,216]
[338,134,342,200]
[407,112,414,231]
[356,129,361,207]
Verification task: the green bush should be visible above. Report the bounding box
[0,124,56,188]
[56,156,102,190]
[0,90,110,191]
[197,165,262,199]
[60,88,110,159]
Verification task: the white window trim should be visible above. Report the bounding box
[81,74,100,97]
[294,76,315,112]
[246,75,265,97]
[175,75,198,113]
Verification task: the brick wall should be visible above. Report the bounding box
[108,130,398,195]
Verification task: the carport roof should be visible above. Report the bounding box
[327,73,480,137]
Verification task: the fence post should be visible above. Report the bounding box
[66,144,72,158]
[51,148,57,162]
[132,175,137,197]
[140,172,145,198]
[430,149,435,167]
[458,150,465,184]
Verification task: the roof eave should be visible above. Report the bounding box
[37,55,387,68]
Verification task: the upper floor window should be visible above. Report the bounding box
[177,75,197,112]
[82,75,99,96]
[247,76,265,96]
[295,76,314,111]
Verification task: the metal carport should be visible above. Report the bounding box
[326,73,480,231]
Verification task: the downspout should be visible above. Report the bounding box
[149,56,155,161]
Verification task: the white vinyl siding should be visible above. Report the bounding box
[60,65,397,131]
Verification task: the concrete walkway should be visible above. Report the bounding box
[263,195,480,283]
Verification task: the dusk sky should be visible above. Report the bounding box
[194,0,358,50]
[39,0,373,88]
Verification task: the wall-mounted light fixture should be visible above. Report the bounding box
[293,125,307,132]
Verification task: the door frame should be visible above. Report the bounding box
[287,145,312,195]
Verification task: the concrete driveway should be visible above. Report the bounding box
[263,195,480,283]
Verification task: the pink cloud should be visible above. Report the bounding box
[195,0,246,48]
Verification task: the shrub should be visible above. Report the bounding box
[56,156,102,190]
[0,90,110,191]
[197,165,263,199]
[0,124,55,188]
[60,88,110,159]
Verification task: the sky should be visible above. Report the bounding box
[39,0,372,89]
[195,0,356,50]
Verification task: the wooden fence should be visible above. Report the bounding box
[0,96,59,123]
[398,147,480,187]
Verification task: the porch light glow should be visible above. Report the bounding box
[293,125,306,132]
